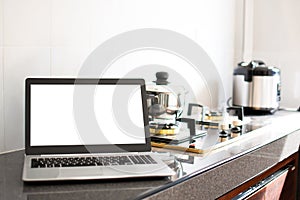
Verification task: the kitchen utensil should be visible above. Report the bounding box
[146,72,187,128]
[232,60,281,115]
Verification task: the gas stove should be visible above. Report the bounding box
[189,116,272,153]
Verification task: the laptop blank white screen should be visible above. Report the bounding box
[30,84,146,146]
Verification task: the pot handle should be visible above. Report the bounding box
[176,118,196,137]
[187,103,206,121]
[226,106,244,121]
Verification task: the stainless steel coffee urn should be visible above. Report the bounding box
[232,60,281,114]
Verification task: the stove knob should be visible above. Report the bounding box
[220,123,229,131]
[219,130,228,142]
[231,126,241,138]
[232,120,243,127]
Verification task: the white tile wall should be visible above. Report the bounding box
[0,0,3,46]
[253,0,300,108]
[51,47,91,76]
[91,0,236,99]
[0,47,4,152]
[90,0,198,49]
[52,0,91,47]
[3,0,51,46]
[0,0,4,152]
[0,0,237,152]
[90,0,120,49]
[3,47,50,151]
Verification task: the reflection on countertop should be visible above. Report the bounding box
[0,111,300,200]
[153,111,300,181]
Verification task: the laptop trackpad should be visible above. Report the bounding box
[58,168,103,178]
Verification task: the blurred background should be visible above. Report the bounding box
[0,0,299,153]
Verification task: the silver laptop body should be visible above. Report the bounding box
[22,78,174,181]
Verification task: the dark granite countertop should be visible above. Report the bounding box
[146,127,300,200]
[1,111,300,200]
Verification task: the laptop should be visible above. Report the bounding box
[22,78,174,181]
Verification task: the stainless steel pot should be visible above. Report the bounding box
[232,61,281,114]
[146,72,186,121]
[146,85,183,117]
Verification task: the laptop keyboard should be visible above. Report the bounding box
[31,155,157,168]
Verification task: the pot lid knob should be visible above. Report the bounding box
[154,71,169,85]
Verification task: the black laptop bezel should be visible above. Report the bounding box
[25,78,151,155]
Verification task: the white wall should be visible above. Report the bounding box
[0,0,4,153]
[0,0,237,152]
[252,0,300,108]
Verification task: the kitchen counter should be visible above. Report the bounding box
[0,111,300,200]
